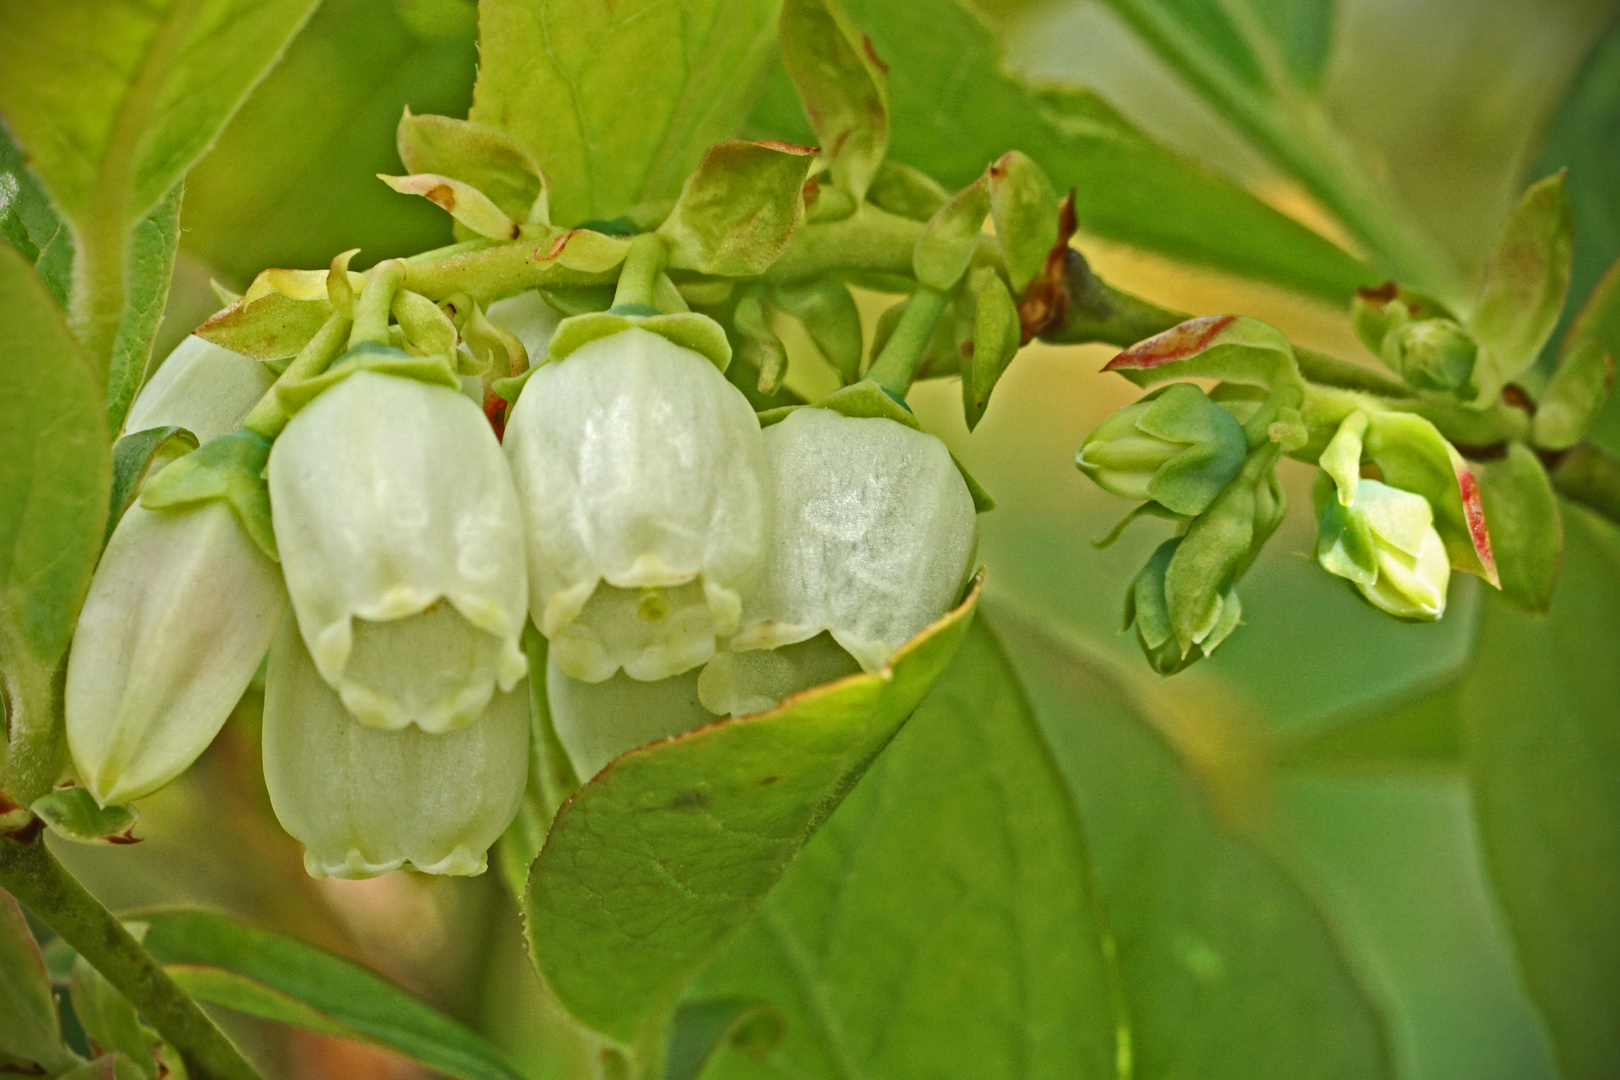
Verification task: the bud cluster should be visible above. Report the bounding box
[64,263,979,879]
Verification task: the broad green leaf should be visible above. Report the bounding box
[1476,442,1561,613]
[0,240,112,804]
[0,0,317,225]
[0,125,72,306]
[1531,18,1620,375]
[687,618,1121,1080]
[181,0,478,283]
[396,110,548,224]
[137,908,526,1080]
[470,0,781,226]
[779,0,890,202]
[0,0,321,369]
[994,605,1393,1080]
[1462,510,1620,1080]
[658,141,817,276]
[1266,772,1559,1080]
[0,893,76,1074]
[747,0,1376,303]
[71,947,163,1077]
[526,579,982,1047]
[1469,174,1574,402]
[1090,0,1455,296]
[104,182,183,433]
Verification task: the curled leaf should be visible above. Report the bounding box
[659,141,819,277]
[379,173,524,241]
[780,0,890,201]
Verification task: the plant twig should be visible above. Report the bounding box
[0,834,263,1080]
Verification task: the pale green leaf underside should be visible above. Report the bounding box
[470,0,781,226]
[138,908,526,1080]
[0,0,320,226]
[689,618,1122,1079]
[526,579,982,1045]
[747,0,1373,303]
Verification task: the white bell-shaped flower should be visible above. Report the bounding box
[123,336,275,442]
[262,617,529,879]
[66,503,285,805]
[546,657,718,780]
[729,408,978,671]
[504,327,769,683]
[486,290,561,361]
[697,632,863,717]
[269,369,527,732]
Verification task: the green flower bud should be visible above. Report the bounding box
[268,368,528,733]
[1076,383,1248,516]
[262,617,529,879]
[123,335,275,442]
[504,326,770,683]
[66,502,286,805]
[1382,318,1478,394]
[1316,476,1451,620]
[1124,538,1241,676]
[546,656,719,780]
[727,407,978,672]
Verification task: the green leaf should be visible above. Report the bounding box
[1103,314,1304,396]
[104,183,183,433]
[0,124,72,306]
[1469,174,1575,402]
[1090,0,1455,297]
[1462,511,1620,1080]
[771,277,863,385]
[748,0,1376,303]
[493,628,579,904]
[137,908,526,1080]
[397,109,548,224]
[687,618,1122,1079]
[961,265,1021,429]
[525,578,982,1047]
[71,946,162,1077]
[30,786,140,845]
[470,0,781,226]
[912,165,990,291]
[994,606,1394,1079]
[1551,257,1620,454]
[0,892,76,1074]
[0,0,321,371]
[0,240,112,804]
[663,999,784,1080]
[181,0,477,283]
[659,141,818,277]
[779,0,890,202]
[1476,442,1561,613]
[1530,18,1620,376]
[988,149,1059,296]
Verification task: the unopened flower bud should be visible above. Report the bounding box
[504,326,769,683]
[123,336,275,442]
[1076,383,1248,516]
[727,407,977,672]
[546,656,719,780]
[1382,319,1477,394]
[66,502,285,805]
[262,618,528,879]
[269,365,528,732]
[1317,477,1450,620]
[1124,537,1241,676]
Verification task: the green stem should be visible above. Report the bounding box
[765,203,922,284]
[242,314,353,439]
[612,234,668,310]
[0,641,66,810]
[350,261,406,348]
[0,835,262,1080]
[867,286,950,396]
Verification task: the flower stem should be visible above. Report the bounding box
[350,260,407,348]
[866,285,949,397]
[0,834,263,1080]
[612,234,668,310]
[242,314,353,439]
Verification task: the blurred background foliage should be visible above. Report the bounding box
[49,0,1620,1076]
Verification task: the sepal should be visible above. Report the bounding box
[1125,538,1241,675]
[779,0,890,202]
[989,151,1059,295]
[1076,382,1248,516]
[141,430,277,560]
[912,166,990,291]
[29,786,138,845]
[961,265,1021,430]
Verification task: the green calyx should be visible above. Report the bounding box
[140,430,278,560]
[493,310,734,403]
[276,343,460,415]
[1124,537,1242,676]
[1076,383,1248,517]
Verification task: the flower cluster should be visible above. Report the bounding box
[65,272,978,879]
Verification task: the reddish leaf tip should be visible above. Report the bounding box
[1455,465,1501,587]
[1105,314,1238,371]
